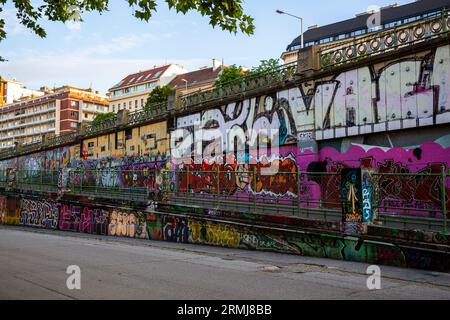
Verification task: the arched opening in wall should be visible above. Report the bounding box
[307,161,328,184]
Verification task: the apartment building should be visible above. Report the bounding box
[0,86,108,149]
[281,0,450,63]
[108,64,187,113]
[0,77,44,107]
[169,59,223,96]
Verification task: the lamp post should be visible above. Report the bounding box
[276,9,304,49]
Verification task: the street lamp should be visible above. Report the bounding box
[181,79,188,93]
[276,9,304,49]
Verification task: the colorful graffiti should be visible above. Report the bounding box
[59,204,109,235]
[171,46,450,161]
[316,142,450,216]
[20,198,59,229]
[0,194,448,271]
[108,210,149,239]
[0,196,6,224]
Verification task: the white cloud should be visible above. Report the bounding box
[66,21,82,32]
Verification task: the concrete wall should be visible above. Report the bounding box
[1,195,449,271]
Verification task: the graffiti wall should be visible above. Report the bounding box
[59,203,108,235]
[0,196,6,224]
[0,196,20,225]
[20,198,59,229]
[145,213,450,272]
[171,45,450,161]
[108,209,149,239]
[314,45,450,140]
[1,194,448,271]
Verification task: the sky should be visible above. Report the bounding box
[0,0,412,94]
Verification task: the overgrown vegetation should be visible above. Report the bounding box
[92,112,115,127]
[144,85,175,111]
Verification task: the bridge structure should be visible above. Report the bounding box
[1,12,450,271]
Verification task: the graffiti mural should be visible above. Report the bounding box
[20,198,59,229]
[0,196,6,224]
[315,142,450,216]
[314,45,450,140]
[59,204,109,235]
[341,169,363,233]
[108,210,149,239]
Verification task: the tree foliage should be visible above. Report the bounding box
[215,59,282,88]
[0,0,254,61]
[250,58,281,75]
[215,65,247,87]
[92,112,116,127]
[144,85,175,110]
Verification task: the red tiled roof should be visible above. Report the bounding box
[109,65,172,91]
[169,67,222,89]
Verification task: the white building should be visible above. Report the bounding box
[108,64,187,113]
[0,77,44,106]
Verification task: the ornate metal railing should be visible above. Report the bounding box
[179,62,298,109]
[319,10,450,68]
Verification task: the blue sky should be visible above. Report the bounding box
[1,0,411,94]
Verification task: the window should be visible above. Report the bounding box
[146,82,157,90]
[146,134,157,150]
[88,142,95,148]
[129,101,132,109]
[112,105,115,112]
[71,101,79,107]
[84,113,88,118]
[70,111,78,118]
[135,100,138,109]
[101,146,106,152]
[125,128,132,140]
[118,103,121,110]
[153,71,163,79]
[141,99,144,107]
[71,122,78,128]
[130,146,135,152]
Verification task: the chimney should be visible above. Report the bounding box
[212,59,223,71]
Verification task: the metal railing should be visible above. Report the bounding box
[1,168,448,234]
[179,62,298,109]
[372,169,448,234]
[319,10,450,68]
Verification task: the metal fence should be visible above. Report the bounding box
[0,168,448,234]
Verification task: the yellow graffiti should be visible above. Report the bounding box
[2,216,20,226]
[108,210,137,237]
[189,221,240,248]
[347,183,357,215]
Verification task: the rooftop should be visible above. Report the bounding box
[287,0,450,50]
[169,66,223,89]
[109,65,172,91]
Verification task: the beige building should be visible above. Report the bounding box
[0,86,109,149]
[0,77,44,107]
[169,60,223,96]
[108,64,187,113]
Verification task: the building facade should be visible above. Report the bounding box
[108,64,187,113]
[0,86,108,149]
[169,60,223,97]
[281,0,450,63]
[0,77,44,107]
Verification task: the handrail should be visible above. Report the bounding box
[319,9,450,68]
